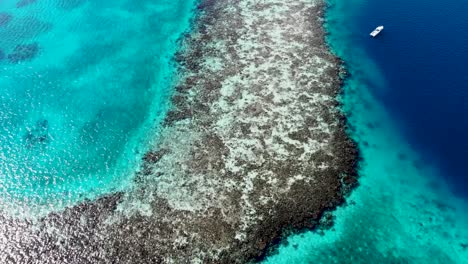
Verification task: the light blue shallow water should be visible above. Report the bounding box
[0,0,195,213]
[263,0,468,263]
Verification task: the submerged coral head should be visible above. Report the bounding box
[16,0,37,8]
[0,13,12,27]
[24,119,50,148]
[8,43,40,63]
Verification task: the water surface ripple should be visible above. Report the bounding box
[0,0,196,215]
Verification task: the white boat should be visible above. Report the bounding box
[370,26,384,37]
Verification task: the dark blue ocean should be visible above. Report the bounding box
[264,0,468,262]
[358,0,468,197]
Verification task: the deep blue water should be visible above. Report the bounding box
[355,0,468,196]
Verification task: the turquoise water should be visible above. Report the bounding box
[263,0,468,263]
[0,0,195,213]
[2,0,468,261]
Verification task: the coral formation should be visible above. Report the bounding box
[0,0,358,263]
[0,13,12,27]
[7,43,40,63]
[16,0,37,8]
[24,119,50,148]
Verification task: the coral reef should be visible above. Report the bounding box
[0,0,358,263]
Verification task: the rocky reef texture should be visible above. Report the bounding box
[0,0,358,263]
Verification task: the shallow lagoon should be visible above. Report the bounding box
[0,0,195,215]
